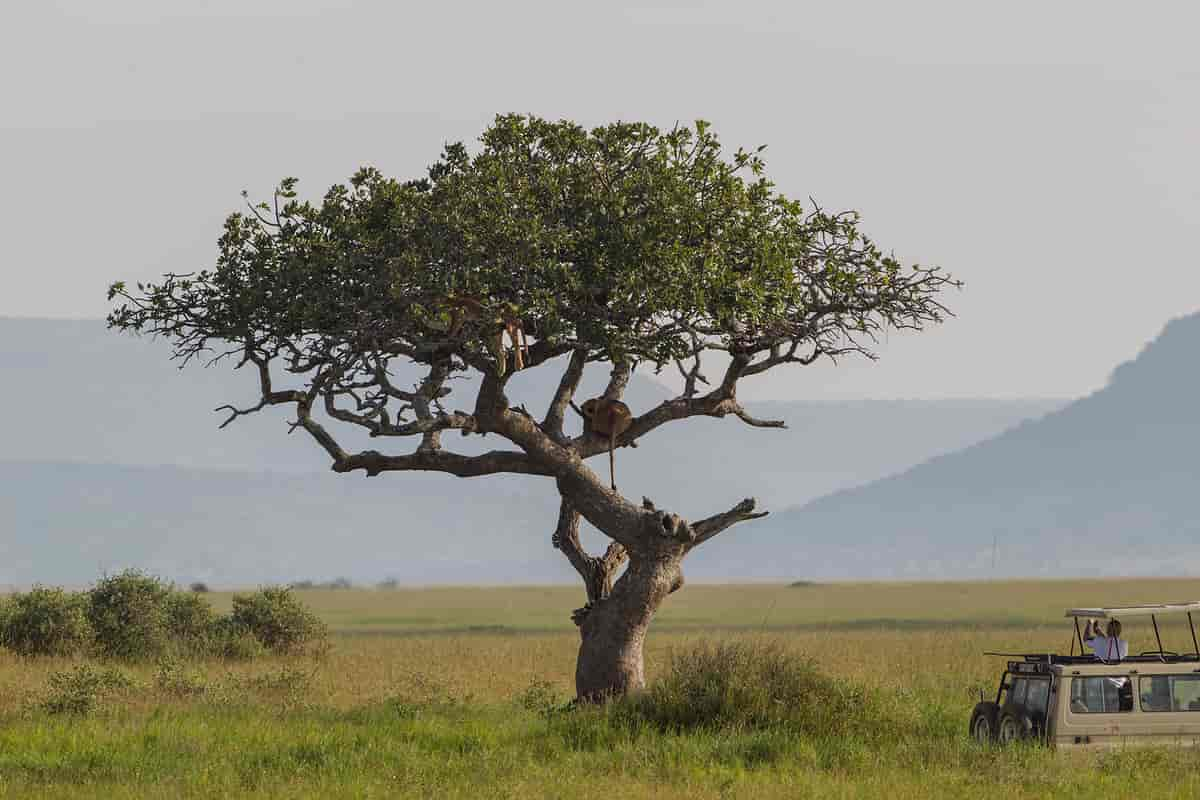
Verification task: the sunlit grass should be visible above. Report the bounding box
[2,578,1199,798]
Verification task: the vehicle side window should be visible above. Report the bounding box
[1139,676,1200,712]
[1008,678,1028,706]
[1025,678,1050,715]
[1070,676,1133,713]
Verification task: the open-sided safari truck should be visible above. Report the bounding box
[970,602,1200,748]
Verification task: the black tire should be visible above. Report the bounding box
[997,704,1035,745]
[969,701,1000,743]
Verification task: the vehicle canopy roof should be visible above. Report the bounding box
[1064,602,1200,618]
[1047,660,1200,675]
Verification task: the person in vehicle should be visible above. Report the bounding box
[1083,618,1128,662]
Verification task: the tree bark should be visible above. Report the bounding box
[574,554,682,700]
[552,477,762,701]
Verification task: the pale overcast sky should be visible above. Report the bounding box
[2,1,1197,401]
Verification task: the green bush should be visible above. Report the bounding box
[4,574,327,664]
[515,679,565,717]
[154,658,208,698]
[230,586,327,654]
[208,617,266,661]
[0,586,91,657]
[165,591,217,655]
[86,570,173,660]
[622,639,886,738]
[42,663,135,715]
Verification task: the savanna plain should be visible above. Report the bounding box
[3,578,1200,799]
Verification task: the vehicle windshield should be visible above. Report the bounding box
[1008,676,1051,716]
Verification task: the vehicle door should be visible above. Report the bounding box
[1057,673,1136,747]
[1023,676,1051,733]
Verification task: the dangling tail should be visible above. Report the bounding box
[609,429,617,491]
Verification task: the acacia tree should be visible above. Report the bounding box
[108,115,958,699]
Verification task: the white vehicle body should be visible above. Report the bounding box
[970,602,1200,748]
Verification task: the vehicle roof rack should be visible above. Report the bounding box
[1064,601,1200,660]
[985,651,1200,665]
[1064,602,1200,618]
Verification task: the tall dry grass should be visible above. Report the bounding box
[2,578,1198,798]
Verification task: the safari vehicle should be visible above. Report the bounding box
[970,602,1200,748]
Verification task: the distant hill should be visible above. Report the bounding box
[0,460,562,588]
[736,312,1200,580]
[0,317,1061,585]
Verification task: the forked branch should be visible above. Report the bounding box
[551,499,629,626]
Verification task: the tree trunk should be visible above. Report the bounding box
[575,554,681,700]
[552,482,759,701]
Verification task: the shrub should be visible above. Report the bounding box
[230,586,327,654]
[515,679,564,716]
[189,582,210,593]
[291,578,352,590]
[154,658,207,697]
[208,617,266,661]
[42,663,134,715]
[86,570,173,660]
[165,591,217,655]
[0,586,91,657]
[5,575,326,664]
[622,639,884,738]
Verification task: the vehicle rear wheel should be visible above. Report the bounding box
[969,701,1000,743]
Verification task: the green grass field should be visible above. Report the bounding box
[4,578,1200,798]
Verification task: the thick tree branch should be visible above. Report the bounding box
[674,330,709,398]
[550,499,628,626]
[688,497,769,548]
[331,448,547,477]
[602,360,632,401]
[544,349,587,440]
[552,501,591,585]
[294,394,349,463]
[732,407,787,429]
[554,473,648,549]
[411,357,453,452]
[570,390,783,460]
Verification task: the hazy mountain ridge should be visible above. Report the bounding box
[0,460,562,588]
[738,312,1200,580]
[0,317,1064,585]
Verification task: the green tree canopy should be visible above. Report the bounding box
[108,114,959,699]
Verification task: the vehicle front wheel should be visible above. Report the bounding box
[969,701,1000,743]
[997,707,1035,745]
